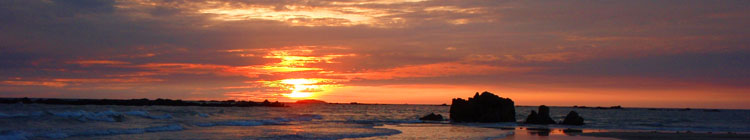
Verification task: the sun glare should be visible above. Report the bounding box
[277,78,332,99]
[280,79,318,85]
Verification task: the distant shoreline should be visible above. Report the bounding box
[0,97,285,107]
[0,97,743,110]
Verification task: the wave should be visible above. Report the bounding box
[42,124,184,139]
[0,112,44,118]
[0,110,180,122]
[51,110,125,122]
[341,119,424,125]
[0,131,30,140]
[123,111,173,120]
[195,114,323,127]
[255,128,401,140]
[0,124,184,140]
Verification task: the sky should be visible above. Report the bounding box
[0,0,748,109]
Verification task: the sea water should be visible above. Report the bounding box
[0,103,748,139]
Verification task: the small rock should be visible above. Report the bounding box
[419,113,444,121]
[525,105,556,124]
[561,111,584,125]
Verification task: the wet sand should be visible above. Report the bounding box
[349,123,513,139]
[498,128,617,140]
[351,124,616,140]
[347,123,750,140]
[582,132,750,140]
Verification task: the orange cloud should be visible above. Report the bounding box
[136,63,229,73]
[1,80,68,87]
[223,91,285,101]
[69,60,131,66]
[53,78,164,83]
[335,62,536,80]
[0,77,164,88]
[262,47,357,66]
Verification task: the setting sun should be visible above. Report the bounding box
[278,78,330,99]
[2,0,750,139]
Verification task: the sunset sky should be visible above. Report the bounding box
[1,0,748,109]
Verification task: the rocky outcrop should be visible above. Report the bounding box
[419,113,444,121]
[561,111,584,125]
[449,91,515,122]
[0,97,286,107]
[524,105,556,124]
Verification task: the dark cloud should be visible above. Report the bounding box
[540,51,750,86]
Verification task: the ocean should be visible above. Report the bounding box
[0,103,748,139]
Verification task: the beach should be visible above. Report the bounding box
[582,132,750,140]
[1,103,748,139]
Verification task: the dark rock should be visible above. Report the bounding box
[527,127,551,136]
[524,105,556,124]
[419,113,444,121]
[562,128,583,133]
[524,110,539,123]
[449,91,515,122]
[561,111,584,125]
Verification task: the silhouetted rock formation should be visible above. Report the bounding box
[524,105,556,125]
[593,105,624,110]
[0,97,285,107]
[576,105,624,110]
[561,111,584,125]
[525,111,539,123]
[419,113,444,121]
[449,91,515,122]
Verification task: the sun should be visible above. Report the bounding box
[259,78,339,99]
[280,79,318,85]
[280,78,324,98]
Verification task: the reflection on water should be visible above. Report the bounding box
[0,104,748,139]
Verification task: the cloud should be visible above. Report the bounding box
[335,62,537,80]
[1,80,68,87]
[0,0,748,108]
[70,60,131,65]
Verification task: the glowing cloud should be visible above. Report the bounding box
[333,62,537,80]
[70,60,130,66]
[199,5,387,26]
[258,78,341,99]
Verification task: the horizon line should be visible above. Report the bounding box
[3,97,747,110]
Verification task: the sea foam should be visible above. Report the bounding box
[195,114,324,127]
[39,124,184,139]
